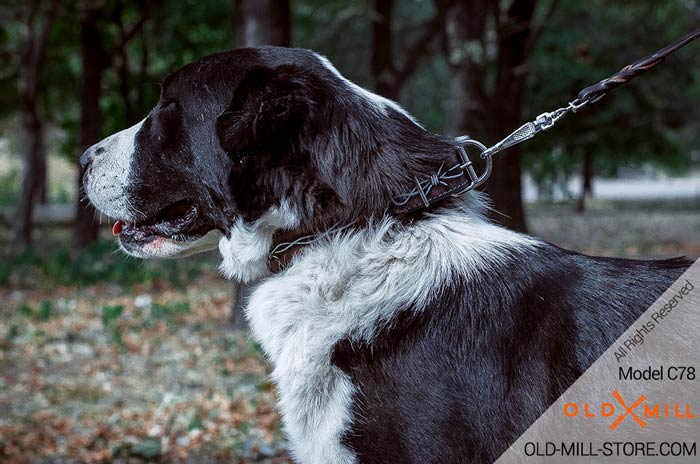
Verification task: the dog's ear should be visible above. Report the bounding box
[216,64,317,157]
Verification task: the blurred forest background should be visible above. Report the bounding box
[1,0,699,462]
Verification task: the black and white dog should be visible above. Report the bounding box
[81,47,689,463]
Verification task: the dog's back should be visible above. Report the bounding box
[331,240,689,463]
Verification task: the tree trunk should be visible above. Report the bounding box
[75,6,106,250]
[443,0,535,233]
[15,79,45,250]
[231,0,292,329]
[576,149,593,213]
[485,0,537,233]
[372,0,448,101]
[234,0,291,47]
[114,0,135,125]
[371,0,398,100]
[442,0,490,139]
[14,1,59,251]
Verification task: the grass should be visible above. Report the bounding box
[18,300,54,321]
[526,198,700,259]
[0,168,19,208]
[0,234,219,289]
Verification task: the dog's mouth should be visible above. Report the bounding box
[114,199,205,246]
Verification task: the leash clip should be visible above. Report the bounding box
[481,103,578,159]
[481,120,539,158]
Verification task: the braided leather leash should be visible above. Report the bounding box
[390,27,700,215]
[577,28,700,104]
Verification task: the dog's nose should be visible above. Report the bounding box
[79,147,94,171]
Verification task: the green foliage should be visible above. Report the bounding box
[101,304,125,347]
[0,0,237,162]
[19,304,34,318]
[523,0,700,188]
[36,301,53,321]
[294,0,447,132]
[295,0,700,182]
[101,304,124,326]
[187,414,204,432]
[0,238,211,288]
[112,438,162,460]
[527,146,579,200]
[0,167,19,207]
[294,1,373,86]
[17,300,55,321]
[5,323,20,340]
[150,301,190,320]
[0,19,19,120]
[131,438,162,458]
[1,0,698,237]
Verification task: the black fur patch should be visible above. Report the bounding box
[216,64,319,159]
[333,246,689,463]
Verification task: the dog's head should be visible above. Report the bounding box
[82,46,456,279]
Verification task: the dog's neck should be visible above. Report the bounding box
[265,138,473,273]
[221,109,480,279]
[296,101,471,225]
[240,206,539,462]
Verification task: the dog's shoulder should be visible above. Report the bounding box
[244,207,540,463]
[330,241,690,462]
[244,206,690,463]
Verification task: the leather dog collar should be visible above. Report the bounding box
[390,139,491,215]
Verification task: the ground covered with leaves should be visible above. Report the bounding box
[1,199,698,463]
[0,251,289,463]
[527,199,700,258]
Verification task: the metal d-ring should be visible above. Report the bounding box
[453,139,492,196]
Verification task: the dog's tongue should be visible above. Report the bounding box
[112,220,125,236]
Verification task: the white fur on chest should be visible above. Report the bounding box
[247,266,358,463]
[239,208,538,464]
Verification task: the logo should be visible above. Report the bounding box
[563,390,696,430]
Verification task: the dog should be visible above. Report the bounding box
[81,46,690,463]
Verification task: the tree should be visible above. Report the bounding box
[442,0,490,138]
[486,0,537,232]
[523,0,700,206]
[576,149,593,212]
[13,0,59,250]
[235,0,291,47]
[370,0,447,101]
[75,0,152,250]
[443,0,539,233]
[75,3,107,249]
